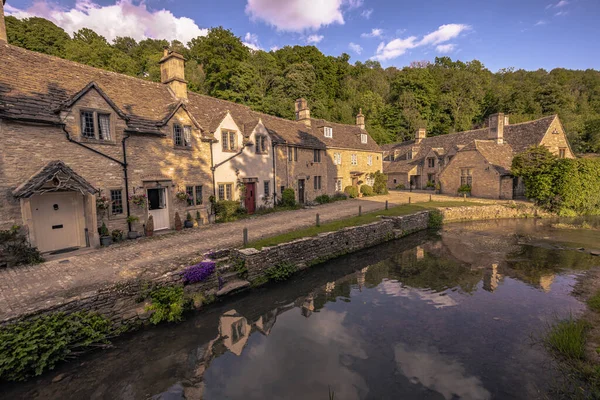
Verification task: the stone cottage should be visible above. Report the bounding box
[0,10,382,253]
[382,113,574,199]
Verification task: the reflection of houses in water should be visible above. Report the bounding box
[539,274,555,293]
[325,281,336,293]
[218,310,250,356]
[416,246,425,260]
[357,266,368,291]
[301,293,315,318]
[483,264,503,292]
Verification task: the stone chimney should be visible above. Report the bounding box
[415,128,426,144]
[0,0,7,43]
[356,108,365,130]
[159,47,187,100]
[488,113,505,144]
[295,98,311,127]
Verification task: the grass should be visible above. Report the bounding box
[545,317,589,360]
[588,291,600,313]
[245,201,484,249]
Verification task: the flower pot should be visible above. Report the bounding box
[100,236,113,247]
[128,231,139,239]
[184,220,193,228]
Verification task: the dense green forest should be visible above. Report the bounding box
[6,16,600,153]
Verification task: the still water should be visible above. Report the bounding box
[3,219,600,400]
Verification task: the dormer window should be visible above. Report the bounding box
[174,124,192,147]
[255,135,267,154]
[324,127,333,138]
[222,130,237,151]
[407,150,413,160]
[80,110,111,141]
[361,133,367,144]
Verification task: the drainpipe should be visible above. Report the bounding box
[271,142,277,204]
[122,134,132,232]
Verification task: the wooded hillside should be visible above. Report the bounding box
[6,16,600,153]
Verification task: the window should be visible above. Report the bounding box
[313,149,321,163]
[324,127,333,138]
[185,185,203,206]
[351,154,357,165]
[361,133,367,144]
[460,168,473,187]
[393,179,397,184]
[334,152,342,165]
[559,148,566,158]
[407,150,413,160]
[222,130,236,151]
[183,126,192,147]
[98,114,111,140]
[217,183,233,200]
[335,178,343,192]
[427,174,435,184]
[288,146,298,161]
[313,176,322,190]
[110,189,123,215]
[256,135,267,154]
[264,181,270,197]
[280,185,285,195]
[427,157,435,168]
[80,111,96,138]
[174,124,184,147]
[366,176,374,186]
[367,155,373,166]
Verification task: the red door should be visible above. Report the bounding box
[244,183,256,214]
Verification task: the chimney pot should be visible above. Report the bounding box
[159,47,187,100]
[356,108,365,130]
[489,113,505,144]
[415,128,426,144]
[295,98,311,127]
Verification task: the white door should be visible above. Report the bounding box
[30,192,85,253]
[148,188,169,230]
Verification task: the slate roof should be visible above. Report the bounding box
[12,160,97,198]
[0,42,378,152]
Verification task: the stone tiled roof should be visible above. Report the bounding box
[0,43,378,152]
[12,160,97,198]
[383,160,419,174]
[311,119,382,152]
[461,140,514,175]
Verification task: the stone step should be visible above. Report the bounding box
[220,271,239,281]
[216,280,250,297]
[217,263,232,273]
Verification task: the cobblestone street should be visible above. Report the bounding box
[0,192,494,321]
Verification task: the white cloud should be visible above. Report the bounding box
[436,43,455,53]
[555,0,569,7]
[270,45,280,51]
[361,9,373,19]
[5,0,208,43]
[243,32,262,50]
[306,34,324,44]
[344,0,364,9]
[372,23,470,61]
[535,20,547,26]
[245,0,345,32]
[348,42,363,54]
[555,10,568,16]
[361,28,383,38]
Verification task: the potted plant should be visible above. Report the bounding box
[175,190,190,203]
[111,229,123,242]
[145,215,154,237]
[99,222,112,246]
[174,212,183,231]
[130,193,147,208]
[184,212,194,228]
[126,215,140,239]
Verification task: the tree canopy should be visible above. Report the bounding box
[6,16,600,153]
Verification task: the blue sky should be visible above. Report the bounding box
[5,0,599,71]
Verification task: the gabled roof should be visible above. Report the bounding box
[312,119,382,152]
[12,160,97,198]
[461,140,514,175]
[0,43,378,152]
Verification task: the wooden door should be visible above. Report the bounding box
[31,192,85,253]
[148,188,169,230]
[298,179,305,204]
[244,183,256,214]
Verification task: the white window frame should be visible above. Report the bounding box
[324,127,333,138]
[335,178,343,192]
[351,154,358,165]
[334,152,341,165]
[361,133,367,144]
[367,155,373,166]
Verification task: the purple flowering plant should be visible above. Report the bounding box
[182,261,216,284]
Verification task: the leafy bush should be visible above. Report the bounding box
[428,209,444,229]
[426,181,435,189]
[146,286,186,325]
[315,194,332,204]
[372,171,389,195]
[182,261,215,284]
[396,183,406,190]
[232,258,248,279]
[360,184,374,196]
[458,184,471,194]
[214,200,244,222]
[111,229,123,242]
[0,312,111,381]
[280,188,296,207]
[265,262,297,282]
[0,225,44,267]
[332,192,348,201]
[344,185,359,198]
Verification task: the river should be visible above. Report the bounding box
[2,218,600,400]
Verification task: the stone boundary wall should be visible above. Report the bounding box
[439,203,550,222]
[232,211,431,280]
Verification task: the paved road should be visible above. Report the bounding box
[0,191,495,321]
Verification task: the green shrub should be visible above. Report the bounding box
[587,291,600,312]
[396,183,406,190]
[332,192,348,201]
[360,184,374,196]
[281,188,296,207]
[0,312,111,381]
[214,200,244,222]
[458,184,471,194]
[426,181,435,189]
[111,229,123,242]
[0,225,44,267]
[372,171,389,195]
[428,209,444,229]
[146,286,186,325]
[265,262,297,282]
[545,317,588,360]
[315,194,331,204]
[344,185,359,198]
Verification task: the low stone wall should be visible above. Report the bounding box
[233,211,430,280]
[439,203,550,222]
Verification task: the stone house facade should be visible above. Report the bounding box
[383,113,574,199]
[0,17,382,253]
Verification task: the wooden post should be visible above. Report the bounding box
[243,227,248,246]
[429,194,432,202]
[359,206,362,216]
[385,200,388,210]
[409,196,411,204]
[463,193,466,202]
[316,213,320,227]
